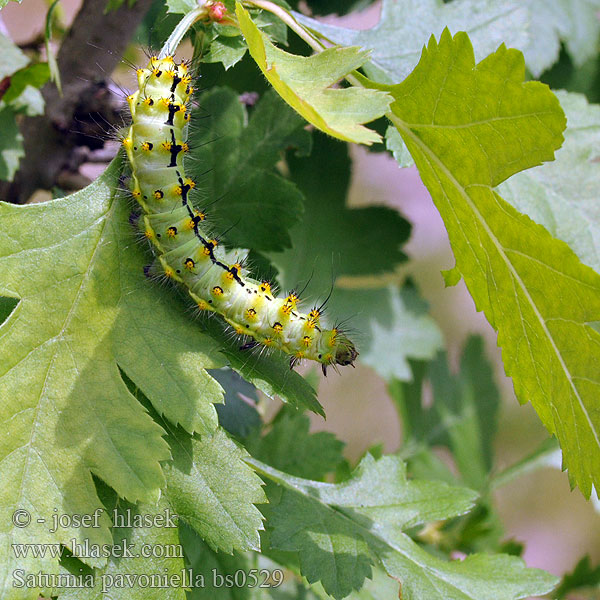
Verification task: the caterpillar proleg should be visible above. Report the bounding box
[123,56,358,374]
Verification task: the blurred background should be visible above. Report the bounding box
[1,0,599,593]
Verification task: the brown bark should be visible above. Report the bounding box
[4,0,154,203]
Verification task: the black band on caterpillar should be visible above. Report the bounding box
[123,56,358,371]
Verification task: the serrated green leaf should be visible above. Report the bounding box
[179,522,253,600]
[554,555,600,599]
[221,344,323,416]
[268,133,436,382]
[384,29,600,497]
[1,159,226,436]
[255,455,555,599]
[298,454,478,531]
[193,1,288,69]
[0,106,24,181]
[265,487,375,599]
[57,492,186,600]
[164,427,266,553]
[523,0,600,77]
[271,133,409,289]
[189,87,307,251]
[0,159,266,595]
[295,0,528,84]
[499,91,600,273]
[58,417,266,597]
[378,543,557,600]
[309,566,401,600]
[312,284,443,383]
[210,368,262,439]
[343,285,443,382]
[236,4,391,145]
[202,34,248,69]
[247,406,344,480]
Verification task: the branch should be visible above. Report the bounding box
[4,0,154,203]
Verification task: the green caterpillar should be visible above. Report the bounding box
[123,56,357,374]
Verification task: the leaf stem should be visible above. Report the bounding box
[489,438,560,491]
[242,0,325,53]
[160,2,210,58]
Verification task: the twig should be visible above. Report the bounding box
[244,0,325,52]
[3,0,154,203]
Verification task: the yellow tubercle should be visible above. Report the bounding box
[328,330,338,347]
[136,68,146,87]
[126,92,138,117]
[281,293,298,315]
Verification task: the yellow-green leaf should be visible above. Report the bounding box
[236,3,391,145]
[384,29,600,497]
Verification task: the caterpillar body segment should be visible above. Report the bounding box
[124,56,358,371]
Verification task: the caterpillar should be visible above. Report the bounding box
[122,55,358,375]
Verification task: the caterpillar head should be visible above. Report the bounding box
[333,332,358,367]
